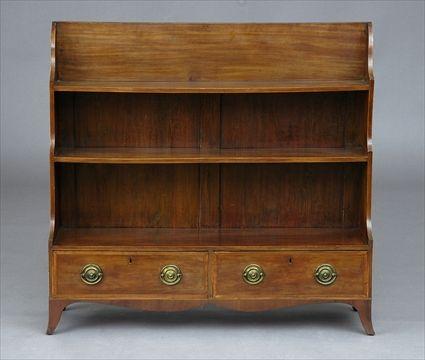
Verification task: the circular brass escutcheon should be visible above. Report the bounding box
[242,264,265,285]
[160,265,182,286]
[80,264,103,285]
[315,264,337,285]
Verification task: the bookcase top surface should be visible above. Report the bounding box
[51,22,373,90]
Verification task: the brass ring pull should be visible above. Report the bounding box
[80,264,103,285]
[242,264,265,285]
[160,265,182,286]
[315,264,337,285]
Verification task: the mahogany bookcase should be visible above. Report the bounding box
[47,22,375,335]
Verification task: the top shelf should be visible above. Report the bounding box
[52,23,373,92]
[53,79,370,93]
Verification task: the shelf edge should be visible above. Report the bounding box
[53,80,370,93]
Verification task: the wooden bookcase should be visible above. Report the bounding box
[47,22,375,335]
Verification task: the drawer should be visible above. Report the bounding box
[213,251,369,298]
[52,251,208,298]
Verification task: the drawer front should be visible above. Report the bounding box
[52,251,208,298]
[213,251,368,298]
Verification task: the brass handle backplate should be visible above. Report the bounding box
[80,264,103,285]
[160,265,182,286]
[315,264,337,285]
[242,264,265,285]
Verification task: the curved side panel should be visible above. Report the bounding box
[48,22,57,300]
[366,22,374,153]
[48,22,57,249]
[365,22,374,302]
[50,22,57,85]
[367,22,374,81]
[365,23,374,239]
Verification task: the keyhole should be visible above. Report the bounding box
[128,257,132,264]
[289,257,292,264]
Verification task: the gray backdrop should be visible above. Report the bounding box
[1,1,424,359]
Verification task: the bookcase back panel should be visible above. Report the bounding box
[58,164,200,227]
[55,22,368,82]
[56,92,366,150]
[56,93,219,148]
[58,163,364,229]
[221,92,367,148]
[220,163,364,228]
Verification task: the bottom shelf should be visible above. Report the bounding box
[53,227,368,251]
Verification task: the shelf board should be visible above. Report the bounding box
[54,147,368,164]
[53,79,370,93]
[53,227,368,251]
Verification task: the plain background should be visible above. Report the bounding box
[1,1,424,359]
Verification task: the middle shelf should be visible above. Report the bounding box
[54,147,368,164]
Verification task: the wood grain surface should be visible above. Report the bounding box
[48,22,375,335]
[55,22,369,83]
